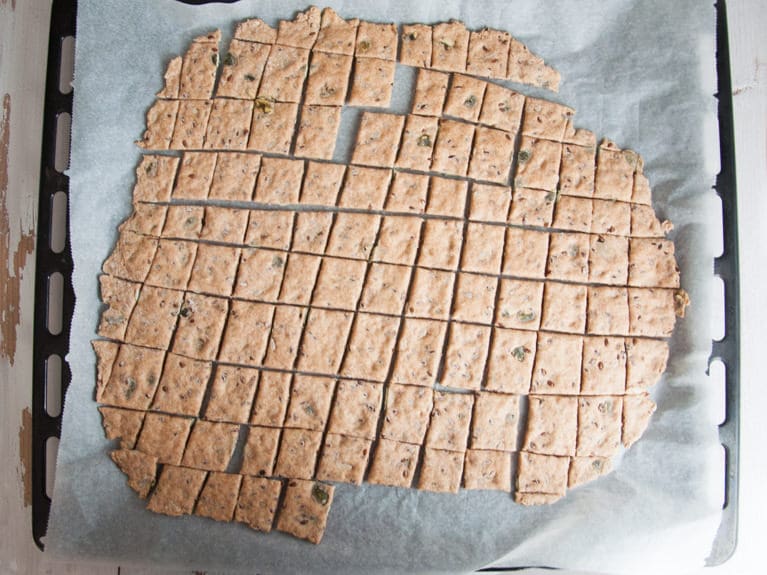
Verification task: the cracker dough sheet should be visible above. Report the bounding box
[47,0,724,573]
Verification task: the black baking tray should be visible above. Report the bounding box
[31,0,741,567]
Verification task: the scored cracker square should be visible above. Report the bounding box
[395,117,438,172]
[355,21,398,60]
[315,8,359,55]
[628,288,677,338]
[467,28,511,78]
[391,318,447,386]
[150,353,212,416]
[418,448,465,493]
[235,476,282,533]
[205,365,260,424]
[452,273,498,325]
[234,248,285,302]
[215,39,271,100]
[469,183,512,223]
[352,113,405,168]
[109,449,158,499]
[405,268,456,320]
[431,119,475,177]
[417,219,464,270]
[622,392,656,448]
[276,6,320,48]
[385,171,429,213]
[301,161,345,205]
[100,344,164,410]
[587,286,630,335]
[426,176,469,218]
[471,392,520,451]
[594,143,637,202]
[523,395,578,456]
[98,276,141,341]
[581,336,627,395]
[479,83,524,133]
[274,428,324,480]
[631,204,671,238]
[258,45,310,103]
[338,165,392,210]
[304,51,353,106]
[247,101,298,155]
[589,234,629,285]
[178,37,218,99]
[312,257,367,310]
[514,137,562,192]
[93,341,119,403]
[133,155,179,203]
[203,99,254,150]
[372,217,421,266]
[367,439,420,488]
[540,282,587,334]
[508,187,555,227]
[628,238,681,288]
[444,74,487,122]
[200,206,249,244]
[277,480,334,544]
[568,456,612,488]
[292,212,333,254]
[400,24,432,67]
[633,171,653,205]
[253,157,304,204]
[136,413,193,465]
[464,449,512,491]
[208,152,260,201]
[241,425,281,477]
[279,253,322,305]
[251,371,292,427]
[425,391,474,451]
[294,105,342,160]
[560,142,596,198]
[162,205,204,240]
[195,472,242,523]
[577,396,623,457]
[217,300,273,365]
[171,293,229,362]
[431,21,470,72]
[147,465,207,517]
[412,68,449,117]
[591,199,631,236]
[181,421,239,471]
[99,407,145,450]
[144,240,197,291]
[263,305,306,369]
[546,231,589,282]
[501,227,550,279]
[552,196,592,233]
[521,97,574,142]
[507,35,560,91]
[562,119,596,147]
[348,57,396,107]
[119,203,167,237]
[285,375,336,431]
[625,337,669,393]
[531,333,584,395]
[516,451,569,496]
[468,127,515,184]
[461,223,505,274]
[296,308,354,373]
[328,380,384,439]
[495,278,544,331]
[316,434,372,485]
[381,383,434,444]
[485,327,537,394]
[245,210,294,250]
[187,244,241,297]
[441,323,491,391]
[170,100,212,150]
[342,314,400,381]
[326,213,381,260]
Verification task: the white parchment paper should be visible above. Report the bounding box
[47,1,725,573]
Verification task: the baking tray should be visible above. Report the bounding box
[31,0,741,567]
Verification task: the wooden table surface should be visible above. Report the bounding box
[2,1,765,573]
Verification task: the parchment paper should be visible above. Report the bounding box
[46,1,725,573]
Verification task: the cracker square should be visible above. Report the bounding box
[157,56,182,99]
[234,248,285,302]
[577,396,623,457]
[586,286,630,336]
[277,480,334,544]
[406,268,456,320]
[352,113,405,168]
[514,137,562,192]
[400,24,432,67]
[545,231,589,282]
[383,172,428,214]
[523,394,578,456]
[367,439,419,488]
[426,176,468,218]
[444,74,487,122]
[430,21,470,73]
[132,155,179,203]
[568,456,612,488]
[552,196,592,233]
[187,244,241,297]
[217,300,274,365]
[625,337,669,393]
[371,216,421,266]
[137,100,178,150]
[263,305,306,369]
[293,212,334,254]
[391,318,446,386]
[150,353,212,416]
[469,183,512,223]
[181,420,239,471]
[312,257,367,310]
[110,449,158,499]
[501,227,550,279]
[562,120,597,147]
[425,391,474,451]
[506,37,560,91]
[304,51,353,106]
[417,219,464,270]
[531,333,583,395]
[93,340,119,402]
[591,199,631,236]
[540,282,587,334]
[99,407,145,450]
[430,119,474,177]
[315,8,359,55]
[251,371,292,427]
[628,287,677,338]
[253,157,304,205]
[123,285,183,350]
[170,100,213,150]
[203,99,254,150]
[589,233,629,285]
[276,6,321,49]
[338,165,392,209]
[162,205,205,240]
[195,472,241,523]
[463,449,511,491]
[247,101,298,155]
[341,314,400,381]
[178,36,219,100]
[622,392,656,448]
[633,169,652,205]
[301,161,345,205]
[461,223,505,274]
[411,68,449,117]
[394,115,438,172]
[294,105,342,160]
[348,57,396,107]
[235,476,282,533]
[326,213,381,259]
[200,207,249,245]
[328,379,384,438]
[316,434,372,485]
[485,327,537,394]
[147,465,207,517]
[205,365,259,423]
[452,273,497,325]
[581,336,627,395]
[279,253,322,305]
[274,428,323,479]
[241,425,281,477]
[381,383,434,444]
[468,127,515,184]
[560,142,596,198]
[594,142,637,202]
[516,451,568,496]
[471,392,520,451]
[216,40,271,100]
[467,28,511,78]
[245,210,295,250]
[97,275,141,341]
[136,413,193,465]
[628,238,680,288]
[441,323,491,391]
[172,293,229,361]
[296,309,354,373]
[479,83,524,133]
[521,97,573,142]
[631,203,672,238]
[507,187,555,227]
[418,448,464,493]
[495,278,544,330]
[208,152,261,201]
[355,21,398,60]
[100,344,165,410]
[172,152,217,200]
[258,45,310,103]
[285,374,336,431]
